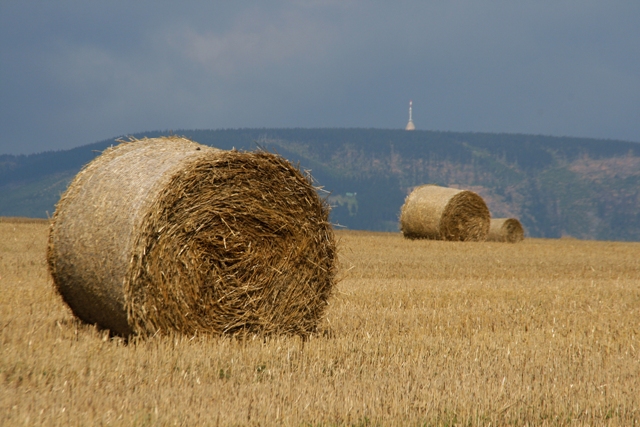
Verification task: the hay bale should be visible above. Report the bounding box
[487,218,525,243]
[47,136,336,337]
[399,184,490,241]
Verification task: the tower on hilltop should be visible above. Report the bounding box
[405,100,415,131]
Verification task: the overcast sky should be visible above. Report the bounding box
[1,1,639,154]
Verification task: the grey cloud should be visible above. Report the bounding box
[1,1,638,154]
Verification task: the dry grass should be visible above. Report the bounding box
[1,222,639,426]
[0,217,49,224]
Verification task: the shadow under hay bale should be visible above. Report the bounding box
[47,137,336,338]
[487,218,525,243]
[400,184,490,241]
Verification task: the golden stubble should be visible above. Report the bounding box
[1,223,639,426]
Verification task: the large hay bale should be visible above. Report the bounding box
[47,136,336,337]
[400,184,490,241]
[487,218,525,243]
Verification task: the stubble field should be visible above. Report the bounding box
[1,219,639,426]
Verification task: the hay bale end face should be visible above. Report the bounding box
[487,218,525,243]
[400,185,490,241]
[47,137,336,337]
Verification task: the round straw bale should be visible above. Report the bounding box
[487,218,525,243]
[400,184,490,241]
[47,136,336,337]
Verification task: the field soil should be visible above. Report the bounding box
[1,220,639,426]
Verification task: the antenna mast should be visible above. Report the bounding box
[405,100,415,131]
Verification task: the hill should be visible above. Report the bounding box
[1,128,639,240]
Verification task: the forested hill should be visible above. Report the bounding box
[1,128,639,241]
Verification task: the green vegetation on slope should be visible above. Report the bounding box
[1,129,639,240]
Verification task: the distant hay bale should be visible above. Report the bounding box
[400,185,490,241]
[47,136,336,337]
[487,218,525,243]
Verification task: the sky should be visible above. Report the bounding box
[1,1,639,155]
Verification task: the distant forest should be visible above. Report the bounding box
[1,128,639,241]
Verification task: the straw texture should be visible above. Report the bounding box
[400,185,490,241]
[47,137,336,337]
[487,218,525,243]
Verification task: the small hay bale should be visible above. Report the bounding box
[487,218,525,243]
[400,184,490,241]
[47,136,336,337]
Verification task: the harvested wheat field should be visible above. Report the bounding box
[1,220,639,426]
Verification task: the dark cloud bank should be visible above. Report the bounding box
[1,1,639,154]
